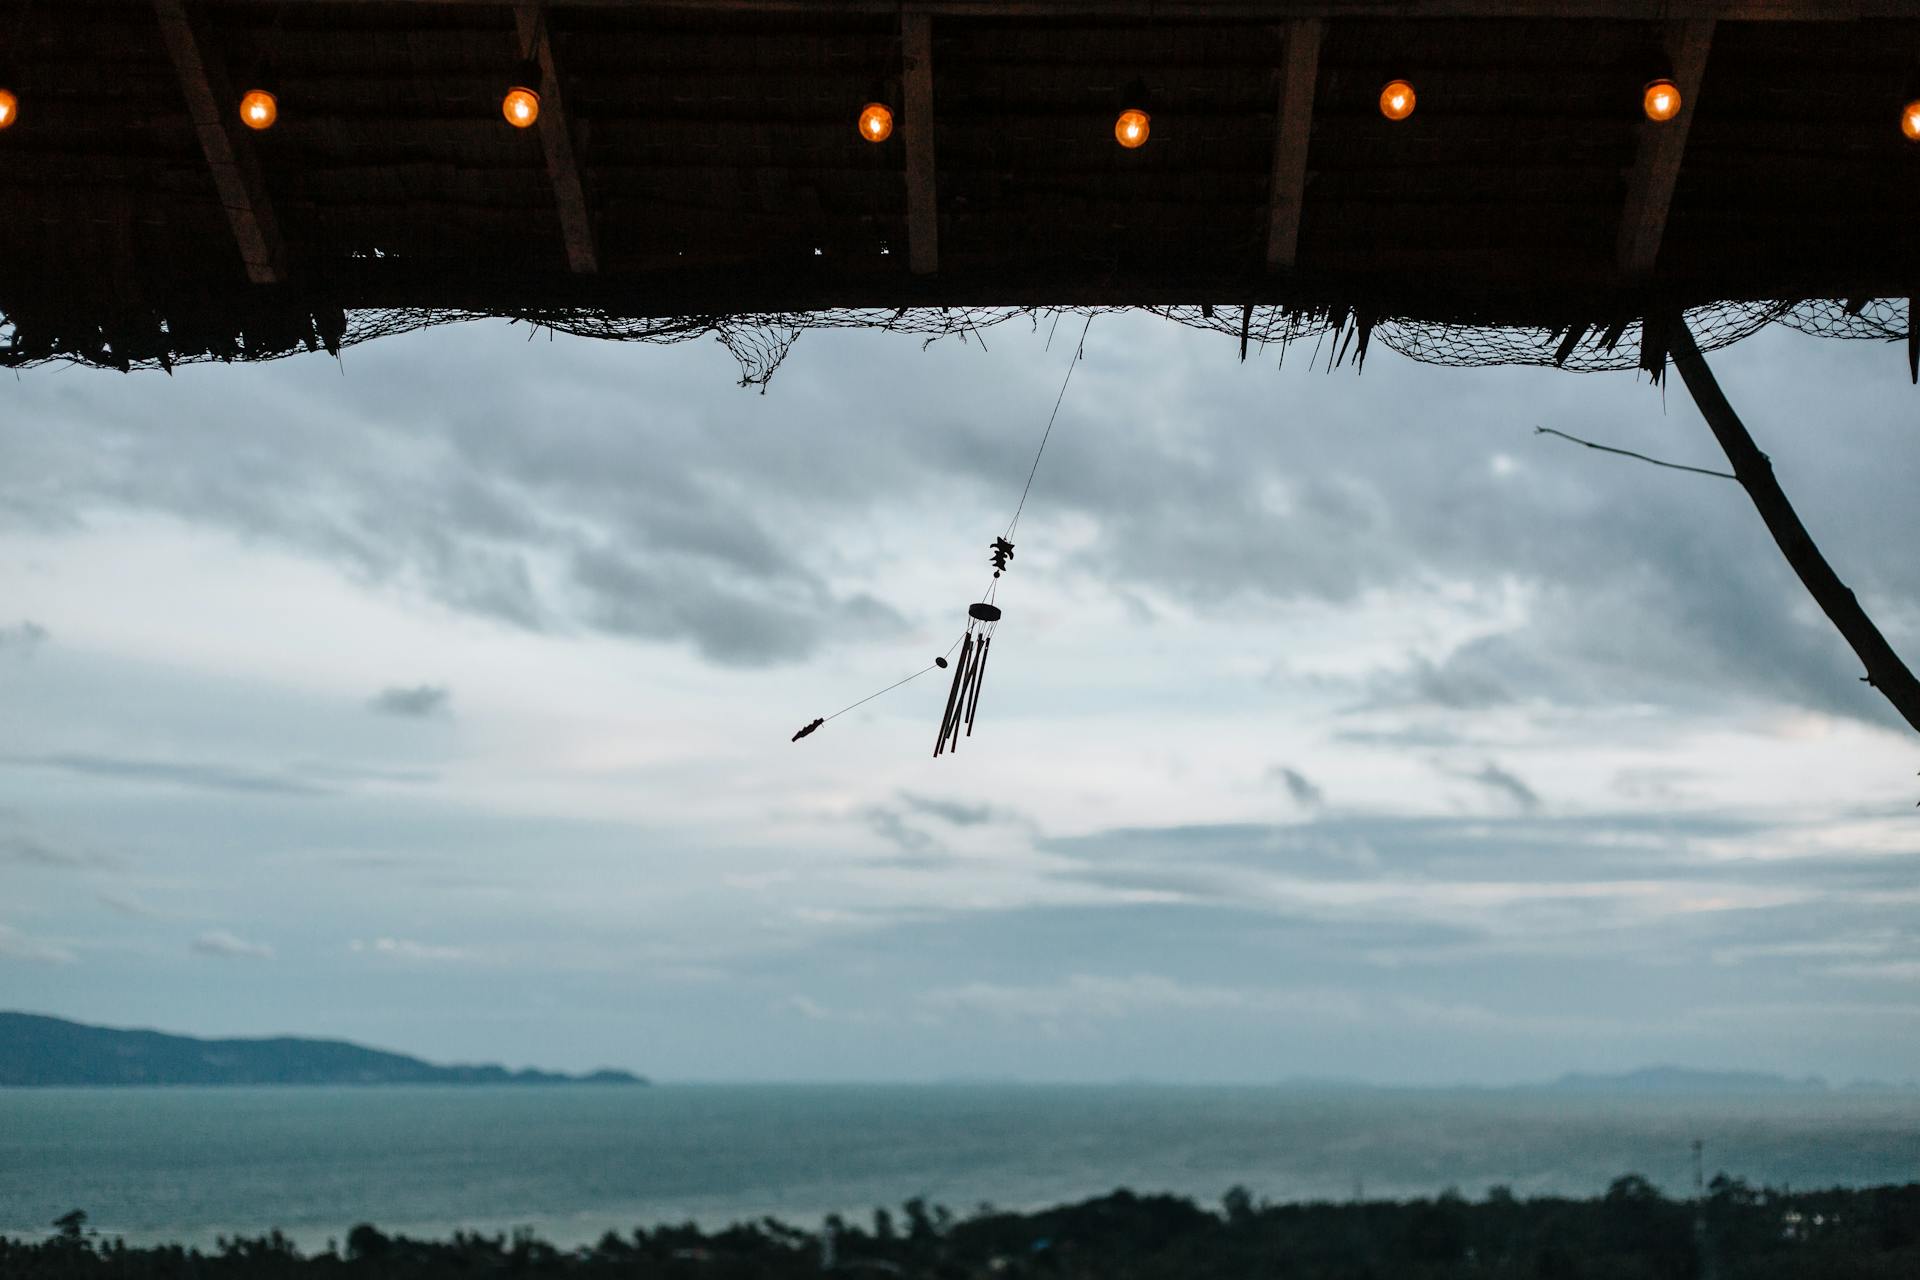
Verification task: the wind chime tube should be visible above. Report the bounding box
[964,636,991,735]
[935,632,974,757]
[948,645,979,755]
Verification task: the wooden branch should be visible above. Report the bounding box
[1670,317,1920,736]
[1616,18,1714,277]
[153,0,286,285]
[902,11,938,276]
[1533,425,1735,479]
[1264,18,1321,272]
[516,1,598,273]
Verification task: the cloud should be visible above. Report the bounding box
[568,546,906,667]
[1366,648,1517,711]
[0,620,48,655]
[778,994,883,1024]
[369,684,451,718]
[897,793,998,827]
[1461,762,1541,812]
[298,762,439,786]
[1825,960,1920,983]
[1270,766,1325,809]
[2,753,331,797]
[0,826,108,869]
[349,936,471,962]
[192,929,274,959]
[0,923,76,964]
[922,973,1256,1022]
[0,331,923,666]
[861,805,942,858]
[95,890,165,919]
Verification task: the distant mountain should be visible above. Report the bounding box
[1540,1065,1828,1095]
[0,1012,646,1087]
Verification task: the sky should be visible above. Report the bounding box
[1,311,1916,1085]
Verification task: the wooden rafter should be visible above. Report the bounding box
[902,11,938,276]
[250,2,1911,21]
[1616,18,1714,278]
[515,2,597,274]
[153,0,286,285]
[1264,18,1321,272]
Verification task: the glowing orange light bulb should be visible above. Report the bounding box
[1379,80,1416,122]
[239,89,277,131]
[0,88,17,130]
[502,85,540,128]
[1902,99,1920,142]
[1643,78,1682,123]
[858,102,893,143]
[1115,107,1150,149]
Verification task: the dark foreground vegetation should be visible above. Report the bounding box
[9,1177,1919,1280]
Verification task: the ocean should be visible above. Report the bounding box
[2,1084,1916,1250]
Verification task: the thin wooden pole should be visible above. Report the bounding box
[1669,318,1920,736]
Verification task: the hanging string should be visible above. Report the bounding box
[816,633,966,726]
[819,663,938,725]
[1006,314,1093,543]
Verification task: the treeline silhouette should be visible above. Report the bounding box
[7,1176,1918,1280]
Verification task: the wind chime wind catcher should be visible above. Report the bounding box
[790,318,1091,757]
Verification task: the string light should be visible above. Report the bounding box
[0,88,16,130]
[1114,107,1150,148]
[1379,80,1416,122]
[1642,78,1682,123]
[1902,98,1920,142]
[858,102,893,143]
[502,83,540,128]
[239,89,277,131]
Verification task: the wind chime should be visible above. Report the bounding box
[790,318,1091,757]
[931,537,1014,757]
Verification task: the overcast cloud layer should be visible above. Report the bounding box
[1,314,1915,1083]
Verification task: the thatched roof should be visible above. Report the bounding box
[1,1,1915,372]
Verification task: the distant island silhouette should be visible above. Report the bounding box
[0,1012,645,1087]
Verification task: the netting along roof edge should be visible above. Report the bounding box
[0,297,1908,390]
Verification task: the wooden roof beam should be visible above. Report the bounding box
[1616,18,1714,278]
[898,12,936,276]
[515,2,597,274]
[154,0,286,285]
[265,2,1913,21]
[1264,18,1321,272]
[902,11,938,276]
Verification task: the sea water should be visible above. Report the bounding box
[2,1084,1916,1250]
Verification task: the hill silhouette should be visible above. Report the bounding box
[0,1013,645,1087]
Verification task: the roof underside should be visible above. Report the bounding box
[1,0,1916,368]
